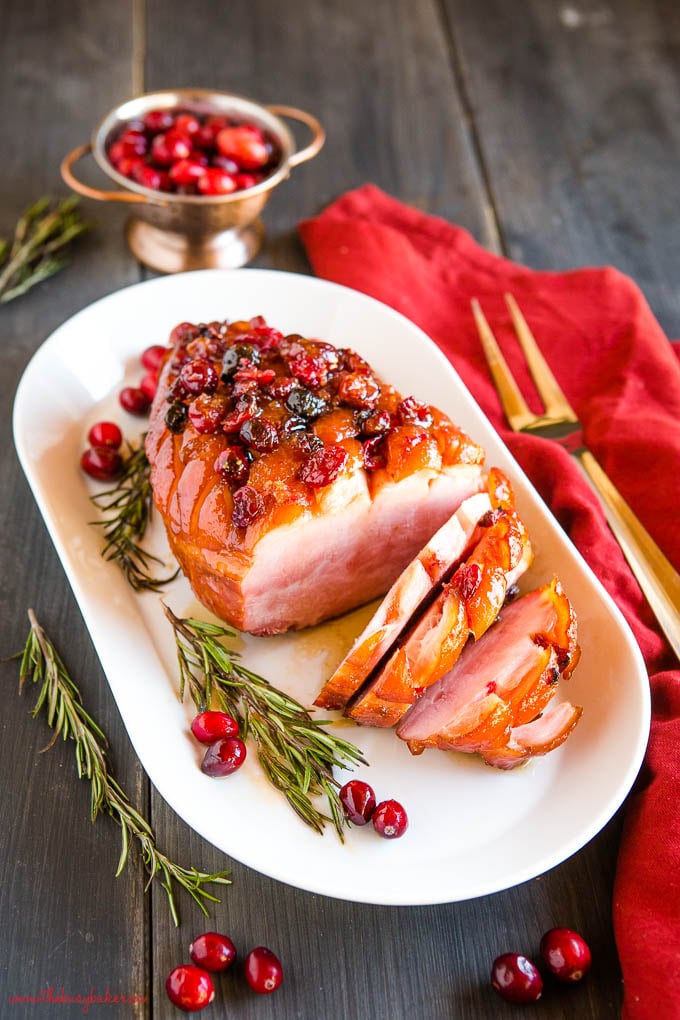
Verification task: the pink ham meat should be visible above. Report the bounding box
[314,468,515,711]
[346,507,533,727]
[395,578,581,768]
[479,700,583,770]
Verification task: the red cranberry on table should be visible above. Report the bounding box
[119,385,151,415]
[189,931,237,972]
[87,421,122,450]
[191,711,239,744]
[140,371,158,403]
[491,953,543,1004]
[540,927,592,982]
[244,946,283,994]
[339,780,376,825]
[372,799,408,839]
[165,964,215,1012]
[201,736,247,777]
[80,446,123,481]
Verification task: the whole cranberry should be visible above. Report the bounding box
[540,927,592,982]
[216,126,269,169]
[141,344,167,373]
[239,417,279,453]
[372,799,408,839]
[87,421,122,450]
[491,953,543,1004]
[165,964,215,1012]
[132,164,165,191]
[118,128,148,154]
[191,711,239,744]
[358,408,392,436]
[244,946,283,994]
[289,354,328,389]
[197,168,237,196]
[143,108,174,133]
[362,436,388,471]
[119,386,151,415]
[170,321,201,346]
[117,155,146,179]
[190,931,237,972]
[151,132,182,166]
[339,780,376,825]
[212,154,240,175]
[231,484,265,527]
[174,113,201,137]
[215,446,250,487]
[336,371,381,409]
[188,394,226,434]
[80,446,123,480]
[396,396,432,427]
[234,172,262,190]
[169,158,207,187]
[201,736,247,777]
[180,358,218,395]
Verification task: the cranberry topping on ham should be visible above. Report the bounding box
[395,578,580,767]
[146,317,486,635]
[314,469,518,711]
[346,507,533,727]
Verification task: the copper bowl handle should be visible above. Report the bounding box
[267,105,325,168]
[60,143,150,203]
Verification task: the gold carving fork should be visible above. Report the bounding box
[472,293,680,660]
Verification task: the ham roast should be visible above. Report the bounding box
[314,467,516,711]
[145,316,485,635]
[395,578,581,767]
[346,504,533,726]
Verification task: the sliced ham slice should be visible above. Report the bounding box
[314,475,509,710]
[480,700,583,770]
[346,508,533,727]
[395,578,579,756]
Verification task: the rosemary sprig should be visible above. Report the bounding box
[90,438,178,592]
[13,610,231,926]
[164,605,368,840]
[0,197,88,303]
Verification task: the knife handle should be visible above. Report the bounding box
[578,449,680,661]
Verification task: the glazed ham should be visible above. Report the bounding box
[145,317,485,635]
[395,578,581,767]
[314,467,515,711]
[346,506,533,726]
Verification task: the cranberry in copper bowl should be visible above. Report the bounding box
[60,89,325,273]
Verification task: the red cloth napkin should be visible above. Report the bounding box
[299,185,680,1019]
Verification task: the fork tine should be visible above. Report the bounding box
[504,294,578,423]
[471,298,536,431]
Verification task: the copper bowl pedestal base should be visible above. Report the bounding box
[125,217,265,273]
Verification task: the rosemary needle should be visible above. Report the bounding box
[13,610,231,926]
[164,604,368,840]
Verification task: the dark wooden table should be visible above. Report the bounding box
[2,2,678,1017]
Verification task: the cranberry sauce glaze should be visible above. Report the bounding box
[145,317,486,635]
